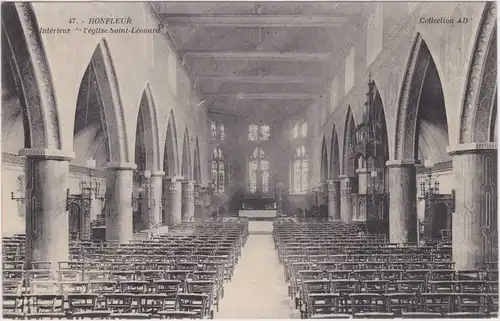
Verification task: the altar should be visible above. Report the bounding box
[241,195,276,210]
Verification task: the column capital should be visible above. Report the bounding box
[338,175,351,180]
[164,176,184,182]
[355,168,369,174]
[106,162,137,170]
[181,179,195,184]
[19,148,74,161]
[326,180,335,191]
[150,171,165,177]
[447,142,497,155]
[386,159,420,167]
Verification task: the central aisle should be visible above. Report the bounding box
[215,232,300,319]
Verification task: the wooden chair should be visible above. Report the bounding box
[3,294,26,319]
[420,293,454,314]
[25,294,66,319]
[136,293,168,315]
[103,293,136,313]
[68,293,112,319]
[386,292,418,316]
[307,293,348,319]
[176,293,210,319]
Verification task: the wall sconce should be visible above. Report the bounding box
[418,159,439,201]
[11,191,25,202]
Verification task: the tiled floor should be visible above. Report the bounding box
[215,233,300,319]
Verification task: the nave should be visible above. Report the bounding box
[1,1,498,319]
[3,217,499,319]
[216,231,299,319]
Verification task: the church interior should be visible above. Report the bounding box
[1,1,498,319]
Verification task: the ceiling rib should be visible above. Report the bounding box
[184,50,330,61]
[161,14,350,27]
[204,93,316,100]
[195,75,325,84]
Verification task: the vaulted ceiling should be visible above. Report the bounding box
[154,2,374,117]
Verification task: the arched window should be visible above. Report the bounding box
[260,124,271,140]
[291,122,307,139]
[330,77,339,113]
[345,47,355,94]
[249,123,271,141]
[248,124,258,141]
[249,146,270,194]
[301,122,307,138]
[292,145,308,194]
[211,146,225,193]
[367,4,383,66]
[209,120,226,140]
[220,123,226,140]
[210,121,217,140]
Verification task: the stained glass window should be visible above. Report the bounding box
[249,146,269,194]
[210,121,217,140]
[249,124,270,141]
[248,124,258,141]
[301,123,307,138]
[292,145,308,194]
[211,160,217,183]
[293,124,298,139]
[260,124,271,140]
[212,147,226,193]
[292,122,307,140]
[220,124,226,141]
[210,120,227,140]
[249,160,258,193]
[261,161,269,193]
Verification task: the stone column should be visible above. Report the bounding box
[105,162,136,243]
[339,175,352,223]
[163,176,183,226]
[149,171,164,227]
[327,180,341,221]
[386,160,418,244]
[181,179,195,222]
[448,143,498,270]
[20,148,74,270]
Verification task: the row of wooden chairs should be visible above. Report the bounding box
[273,220,498,319]
[3,220,249,319]
[4,292,210,319]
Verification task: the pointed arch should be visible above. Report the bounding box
[135,83,161,171]
[459,3,497,143]
[320,136,328,181]
[342,106,356,175]
[181,126,192,179]
[163,110,179,176]
[370,81,390,163]
[329,125,340,180]
[2,2,62,149]
[193,137,201,182]
[394,33,449,160]
[75,38,129,163]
